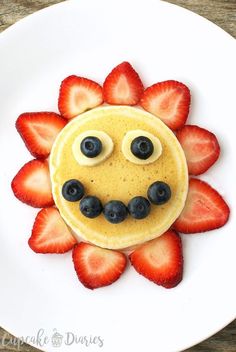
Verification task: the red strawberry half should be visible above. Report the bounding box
[72,242,127,289]
[176,125,220,175]
[103,61,144,105]
[29,208,77,253]
[11,159,54,208]
[174,178,230,234]
[58,76,103,119]
[130,230,183,289]
[140,80,191,130]
[16,112,67,159]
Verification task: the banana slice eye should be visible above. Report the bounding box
[72,130,114,166]
[122,129,162,165]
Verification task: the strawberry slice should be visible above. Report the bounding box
[11,159,54,208]
[28,207,77,253]
[140,80,191,130]
[129,230,183,289]
[103,62,144,105]
[176,125,220,175]
[174,178,230,233]
[58,76,103,119]
[16,112,67,159]
[72,242,127,289]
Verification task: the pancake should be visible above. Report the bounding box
[50,106,188,249]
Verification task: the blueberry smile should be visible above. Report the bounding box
[62,180,171,224]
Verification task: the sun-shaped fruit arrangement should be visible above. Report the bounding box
[11,62,230,289]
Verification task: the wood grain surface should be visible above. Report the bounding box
[0,1,235,351]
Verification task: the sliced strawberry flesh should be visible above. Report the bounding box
[58,76,103,119]
[103,61,144,105]
[11,159,54,208]
[174,178,230,233]
[16,112,67,159]
[176,125,220,175]
[29,207,77,253]
[72,242,127,289]
[130,230,183,288]
[140,80,190,130]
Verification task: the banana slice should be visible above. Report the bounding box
[72,130,113,166]
[122,129,162,165]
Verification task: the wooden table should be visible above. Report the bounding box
[0,1,235,351]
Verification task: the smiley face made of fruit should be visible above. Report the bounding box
[12,62,230,290]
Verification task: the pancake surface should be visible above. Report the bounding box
[50,106,188,249]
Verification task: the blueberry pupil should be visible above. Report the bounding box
[131,136,154,160]
[85,141,94,150]
[139,141,148,151]
[80,136,102,158]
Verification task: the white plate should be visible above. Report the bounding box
[0,1,236,351]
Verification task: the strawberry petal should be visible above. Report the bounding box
[72,242,127,289]
[103,62,144,105]
[11,159,54,208]
[58,76,103,119]
[130,230,183,288]
[29,207,77,253]
[141,80,191,130]
[16,112,67,159]
[174,178,230,233]
[176,125,220,175]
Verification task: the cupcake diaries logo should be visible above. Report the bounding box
[1,328,104,349]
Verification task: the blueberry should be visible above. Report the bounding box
[80,196,103,218]
[62,179,84,202]
[103,200,128,224]
[128,196,151,219]
[80,136,102,158]
[131,136,154,160]
[147,181,171,205]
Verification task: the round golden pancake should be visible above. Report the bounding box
[50,106,188,249]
